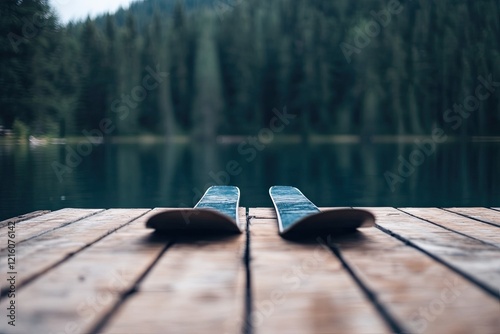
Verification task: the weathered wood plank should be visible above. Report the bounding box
[0,209,149,296]
[332,227,500,333]
[0,210,50,229]
[0,208,167,334]
[364,207,500,297]
[249,217,390,334]
[400,208,500,248]
[250,207,276,219]
[0,208,104,248]
[3,207,498,333]
[443,207,500,228]
[100,209,247,334]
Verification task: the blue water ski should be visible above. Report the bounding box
[146,186,242,234]
[270,186,375,238]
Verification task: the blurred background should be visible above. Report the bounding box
[0,0,499,220]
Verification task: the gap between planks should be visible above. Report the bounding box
[398,208,500,249]
[362,207,500,299]
[1,207,498,334]
[249,208,500,334]
[0,210,50,229]
[247,208,392,334]
[94,207,248,334]
[0,208,161,333]
[0,209,150,298]
[442,207,500,228]
[0,208,105,251]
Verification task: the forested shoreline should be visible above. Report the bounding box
[1,0,499,139]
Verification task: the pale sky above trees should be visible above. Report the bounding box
[50,0,137,23]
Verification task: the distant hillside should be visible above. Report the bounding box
[3,0,499,137]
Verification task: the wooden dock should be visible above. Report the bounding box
[1,207,499,333]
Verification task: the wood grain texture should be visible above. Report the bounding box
[363,207,500,297]
[249,217,390,334]
[0,208,104,248]
[1,207,498,334]
[0,209,165,334]
[0,210,50,229]
[0,209,149,295]
[100,208,247,334]
[250,207,276,219]
[444,207,500,228]
[400,207,500,248]
[333,227,500,333]
[249,207,349,219]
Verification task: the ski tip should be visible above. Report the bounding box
[146,208,242,235]
[269,185,300,194]
[280,208,375,239]
[205,185,240,194]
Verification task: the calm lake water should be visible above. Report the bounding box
[1,140,499,221]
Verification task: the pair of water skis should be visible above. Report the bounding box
[146,186,375,239]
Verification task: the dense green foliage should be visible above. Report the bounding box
[0,0,61,136]
[1,0,499,137]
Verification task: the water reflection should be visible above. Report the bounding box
[0,141,498,220]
